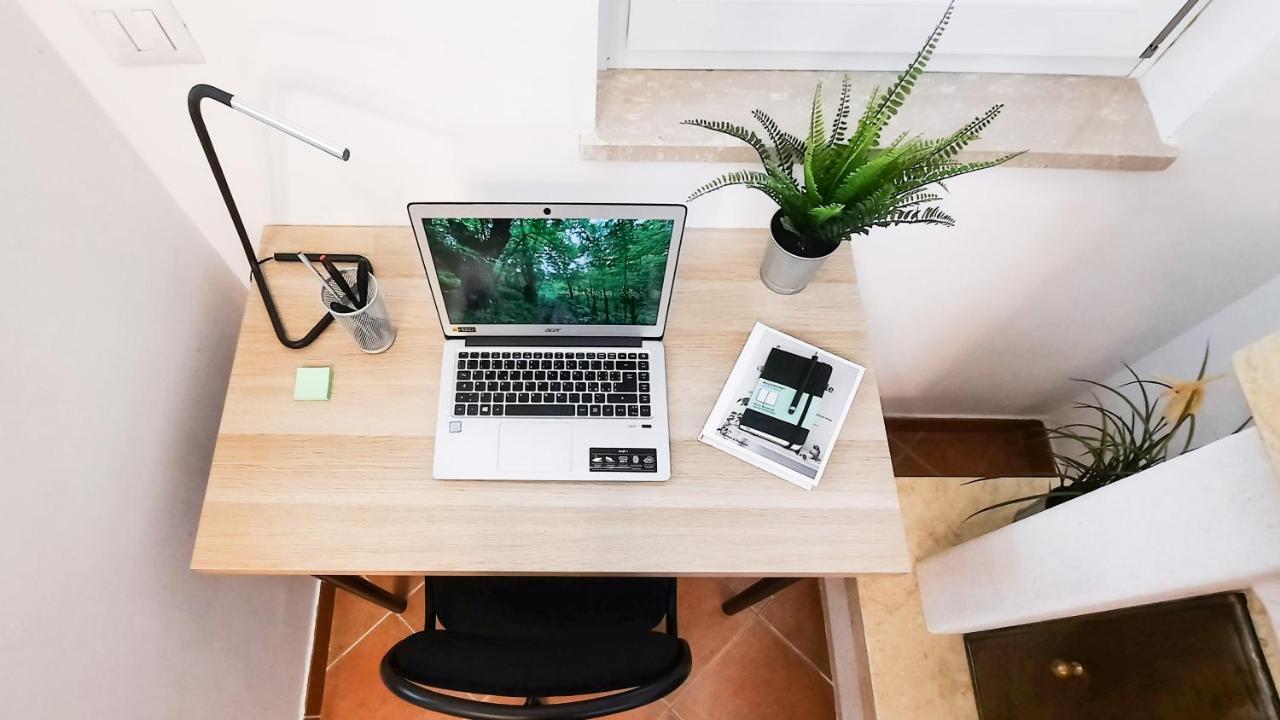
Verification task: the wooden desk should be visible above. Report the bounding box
[192,226,908,591]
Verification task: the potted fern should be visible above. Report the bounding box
[684,2,1022,294]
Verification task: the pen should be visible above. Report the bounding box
[790,353,819,413]
[320,254,362,309]
[329,301,355,314]
[355,258,370,308]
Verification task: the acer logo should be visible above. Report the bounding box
[544,328,561,333]
[454,326,476,333]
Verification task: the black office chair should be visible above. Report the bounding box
[380,577,692,719]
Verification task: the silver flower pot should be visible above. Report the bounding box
[759,211,840,295]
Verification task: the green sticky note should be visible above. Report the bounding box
[294,367,333,401]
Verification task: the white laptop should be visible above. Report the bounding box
[408,202,687,481]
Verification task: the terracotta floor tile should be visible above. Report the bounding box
[369,575,415,597]
[718,577,783,613]
[886,436,938,477]
[672,617,835,720]
[759,579,831,678]
[911,431,1018,476]
[328,577,420,666]
[488,692,669,719]
[884,418,1055,477]
[474,695,528,705]
[675,579,756,687]
[609,700,671,720]
[320,616,422,720]
[400,579,427,632]
[328,589,391,665]
[885,427,926,451]
[721,577,762,597]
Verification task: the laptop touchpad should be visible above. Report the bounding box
[498,422,572,474]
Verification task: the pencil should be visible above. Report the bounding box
[297,253,337,294]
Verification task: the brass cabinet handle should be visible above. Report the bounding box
[1050,659,1086,679]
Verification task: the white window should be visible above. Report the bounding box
[601,0,1203,76]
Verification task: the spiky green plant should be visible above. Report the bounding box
[683,2,1023,257]
[965,345,1253,521]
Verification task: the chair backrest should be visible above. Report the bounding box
[427,576,672,638]
[381,576,691,720]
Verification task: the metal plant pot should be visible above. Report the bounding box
[759,211,840,295]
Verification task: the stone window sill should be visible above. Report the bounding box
[583,69,1175,172]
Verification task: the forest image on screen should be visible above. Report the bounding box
[424,217,673,326]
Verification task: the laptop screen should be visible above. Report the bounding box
[421,217,676,326]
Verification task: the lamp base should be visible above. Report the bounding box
[256,252,374,349]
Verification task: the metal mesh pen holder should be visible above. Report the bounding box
[320,270,396,354]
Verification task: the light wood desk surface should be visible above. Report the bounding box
[191,225,908,576]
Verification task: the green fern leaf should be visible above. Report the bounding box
[832,146,903,205]
[830,75,853,144]
[798,82,832,202]
[855,1,953,155]
[686,170,774,201]
[914,104,1005,169]
[878,205,956,228]
[847,85,882,155]
[807,203,846,226]
[911,151,1025,188]
[752,109,805,170]
[894,191,943,209]
[806,82,827,150]
[681,119,774,168]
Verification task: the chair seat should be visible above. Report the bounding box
[385,629,683,698]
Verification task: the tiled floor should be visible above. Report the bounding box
[303,417,1053,719]
[307,577,834,720]
[884,417,1055,478]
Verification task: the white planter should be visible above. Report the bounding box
[915,428,1280,635]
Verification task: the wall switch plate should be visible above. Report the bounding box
[125,9,174,52]
[80,1,204,65]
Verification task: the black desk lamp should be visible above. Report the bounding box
[188,84,372,349]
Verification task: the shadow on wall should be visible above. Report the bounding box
[3,2,318,718]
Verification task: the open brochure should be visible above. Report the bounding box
[698,322,866,490]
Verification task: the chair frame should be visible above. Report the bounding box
[380,578,691,720]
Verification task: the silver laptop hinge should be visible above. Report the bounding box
[463,336,644,347]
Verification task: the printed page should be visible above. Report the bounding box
[699,322,865,489]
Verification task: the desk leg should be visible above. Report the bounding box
[315,575,408,613]
[722,578,801,615]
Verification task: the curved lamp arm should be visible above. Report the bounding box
[187,83,352,349]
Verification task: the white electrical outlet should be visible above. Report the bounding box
[81,0,204,65]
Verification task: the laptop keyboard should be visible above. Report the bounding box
[452,350,652,418]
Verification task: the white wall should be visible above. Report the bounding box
[1045,271,1280,447]
[17,0,1280,417]
[0,2,316,717]
[1141,0,1280,139]
[854,19,1280,415]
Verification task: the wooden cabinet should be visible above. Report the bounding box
[966,594,1280,719]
